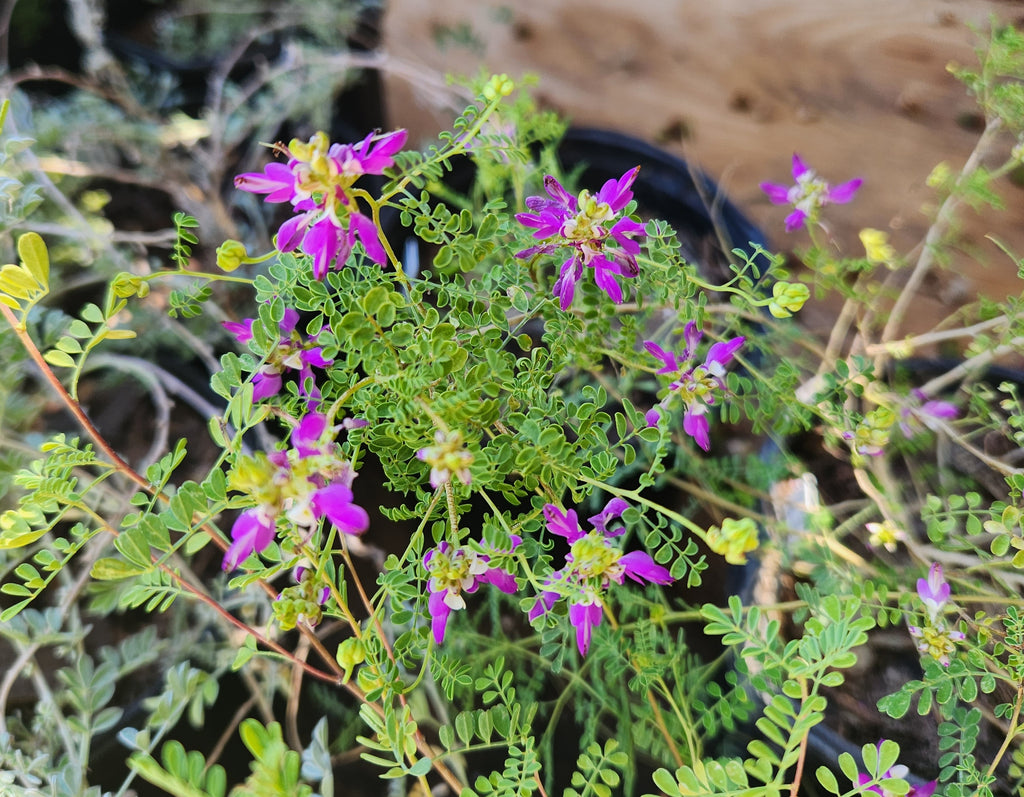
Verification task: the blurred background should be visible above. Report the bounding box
[381,0,1024,337]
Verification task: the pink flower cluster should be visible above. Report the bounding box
[644,322,745,451]
[760,153,862,232]
[235,129,407,279]
[528,498,673,655]
[515,168,645,309]
[223,307,332,405]
[223,413,369,571]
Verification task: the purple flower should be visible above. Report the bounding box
[424,536,521,644]
[760,153,862,232]
[235,129,407,278]
[223,508,276,571]
[855,742,937,797]
[899,388,958,438]
[908,563,966,666]
[917,563,950,622]
[515,167,645,309]
[644,322,745,451]
[529,498,673,655]
[222,412,369,571]
[223,308,333,404]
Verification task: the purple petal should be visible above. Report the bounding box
[543,504,585,542]
[303,219,342,280]
[275,213,308,253]
[542,175,576,209]
[553,257,581,310]
[592,260,623,304]
[706,336,745,368]
[252,371,282,401]
[350,211,387,265]
[760,181,792,205]
[790,152,810,180]
[234,162,296,203]
[223,509,275,571]
[922,399,958,421]
[478,568,518,594]
[827,178,863,204]
[223,319,254,344]
[683,410,711,451]
[428,589,452,644]
[356,129,408,173]
[619,551,673,584]
[294,412,328,456]
[279,308,300,334]
[569,601,603,656]
[301,345,333,369]
[644,340,679,373]
[596,165,640,211]
[311,484,369,535]
[528,589,559,622]
[682,321,703,357]
[588,497,630,537]
[645,407,662,427]
[783,209,808,232]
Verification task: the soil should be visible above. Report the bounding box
[381,0,1024,341]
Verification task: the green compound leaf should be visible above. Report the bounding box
[91,557,148,581]
[17,231,49,289]
[43,348,76,368]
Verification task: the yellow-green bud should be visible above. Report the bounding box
[706,517,760,565]
[926,161,952,189]
[768,281,810,318]
[216,239,248,272]
[859,228,896,265]
[337,637,366,684]
[111,272,149,299]
[483,73,515,101]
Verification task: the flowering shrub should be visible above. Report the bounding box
[2,20,1024,797]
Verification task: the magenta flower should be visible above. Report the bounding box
[515,167,645,309]
[223,508,276,572]
[222,412,369,571]
[644,322,745,451]
[235,129,407,279]
[223,308,332,404]
[899,388,958,438]
[424,536,521,644]
[856,742,937,797]
[760,153,862,232]
[916,563,951,622]
[529,498,673,655]
[908,563,966,666]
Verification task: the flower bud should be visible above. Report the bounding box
[768,281,810,318]
[483,73,515,101]
[706,517,760,565]
[216,239,248,272]
[111,271,149,299]
[859,228,896,265]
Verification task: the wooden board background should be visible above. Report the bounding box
[380,0,1024,340]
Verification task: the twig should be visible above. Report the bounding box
[878,118,1003,347]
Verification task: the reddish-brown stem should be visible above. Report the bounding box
[2,302,151,492]
[339,540,465,795]
[3,304,463,790]
[788,680,811,797]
